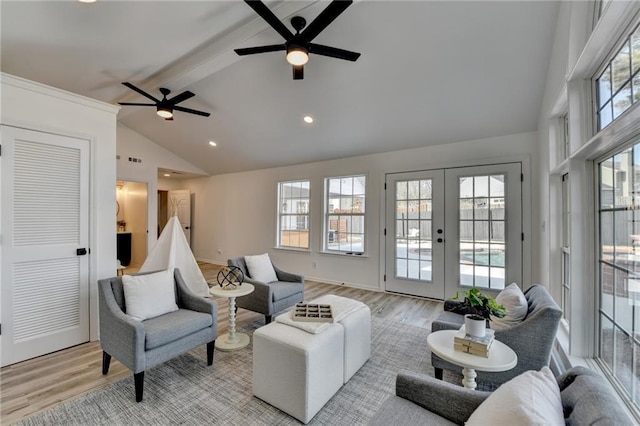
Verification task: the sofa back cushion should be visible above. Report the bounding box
[558,367,634,425]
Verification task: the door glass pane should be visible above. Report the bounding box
[459,173,507,289]
[395,178,433,281]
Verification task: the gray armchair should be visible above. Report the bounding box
[227,256,304,324]
[432,284,562,387]
[369,367,633,425]
[98,268,217,402]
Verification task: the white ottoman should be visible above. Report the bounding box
[310,294,372,383]
[253,321,344,424]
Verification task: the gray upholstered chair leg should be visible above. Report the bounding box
[434,367,443,380]
[102,352,111,375]
[265,315,272,324]
[135,372,144,402]
[207,341,215,366]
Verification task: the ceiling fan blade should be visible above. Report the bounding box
[308,43,360,61]
[302,0,353,42]
[168,90,195,105]
[164,116,174,121]
[173,105,211,117]
[293,65,304,80]
[244,0,294,41]
[117,102,156,106]
[234,44,286,56]
[122,82,160,103]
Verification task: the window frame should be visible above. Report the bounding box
[323,174,367,255]
[276,179,311,250]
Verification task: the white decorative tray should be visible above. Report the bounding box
[291,303,333,322]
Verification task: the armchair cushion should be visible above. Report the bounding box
[490,282,528,330]
[144,309,213,350]
[466,367,564,426]
[245,253,278,283]
[122,269,178,321]
[272,281,305,302]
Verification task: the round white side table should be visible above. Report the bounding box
[427,329,517,390]
[209,283,255,351]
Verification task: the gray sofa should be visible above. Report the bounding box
[227,256,304,324]
[369,367,633,425]
[98,268,218,402]
[432,284,562,387]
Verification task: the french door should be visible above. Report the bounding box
[385,163,522,299]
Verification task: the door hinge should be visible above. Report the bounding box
[0,145,2,156]
[384,228,387,236]
[521,173,524,182]
[384,182,387,190]
[383,274,386,281]
[521,233,524,241]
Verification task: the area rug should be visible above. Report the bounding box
[19,318,436,425]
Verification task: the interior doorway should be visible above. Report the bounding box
[116,180,148,273]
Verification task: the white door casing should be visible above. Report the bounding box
[168,189,191,246]
[1,126,90,366]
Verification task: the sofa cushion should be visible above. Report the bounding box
[245,253,278,283]
[144,309,213,350]
[368,395,457,426]
[122,269,178,321]
[271,281,303,302]
[466,367,564,426]
[490,282,528,330]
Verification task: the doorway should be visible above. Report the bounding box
[385,163,522,300]
[116,180,148,273]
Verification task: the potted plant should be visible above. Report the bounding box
[452,288,507,337]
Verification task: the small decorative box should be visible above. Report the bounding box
[291,303,334,323]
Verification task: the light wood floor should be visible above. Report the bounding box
[1,262,443,424]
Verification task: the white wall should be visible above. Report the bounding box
[116,123,207,252]
[184,131,538,292]
[0,73,118,340]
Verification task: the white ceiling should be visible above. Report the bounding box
[1,1,559,176]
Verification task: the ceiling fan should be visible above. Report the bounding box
[235,0,360,80]
[118,82,211,121]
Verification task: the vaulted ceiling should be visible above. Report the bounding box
[1,1,559,175]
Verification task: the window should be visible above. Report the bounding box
[561,174,571,324]
[595,23,640,130]
[598,143,640,410]
[277,180,310,249]
[325,175,366,253]
[458,174,507,289]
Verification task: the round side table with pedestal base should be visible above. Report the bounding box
[427,329,517,390]
[209,283,255,351]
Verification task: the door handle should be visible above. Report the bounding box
[185,226,190,230]
[437,238,444,243]
[76,248,87,256]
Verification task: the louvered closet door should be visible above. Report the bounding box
[1,126,90,366]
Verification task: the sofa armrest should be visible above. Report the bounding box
[396,370,490,425]
[273,264,304,283]
[174,269,218,318]
[98,279,146,372]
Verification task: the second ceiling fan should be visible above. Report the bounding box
[235,0,361,80]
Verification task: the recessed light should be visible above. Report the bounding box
[209,141,217,147]
[303,116,314,124]
[164,173,171,177]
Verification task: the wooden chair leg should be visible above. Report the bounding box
[434,367,443,380]
[207,341,215,366]
[265,315,272,324]
[134,371,144,402]
[102,351,111,375]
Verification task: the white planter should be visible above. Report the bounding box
[464,314,486,338]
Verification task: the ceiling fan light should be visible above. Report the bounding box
[286,47,309,66]
[156,107,173,119]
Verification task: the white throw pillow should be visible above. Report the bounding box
[245,253,278,283]
[122,269,179,321]
[490,282,528,330]
[466,367,564,426]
